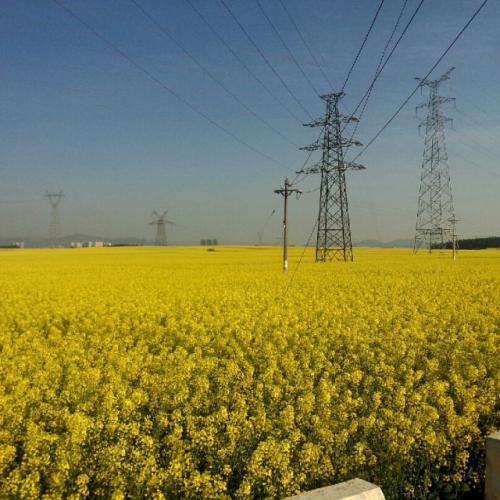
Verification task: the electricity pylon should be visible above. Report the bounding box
[45,190,64,247]
[414,67,457,253]
[274,178,301,271]
[150,210,174,246]
[298,92,365,262]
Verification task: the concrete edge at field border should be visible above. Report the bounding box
[284,478,385,499]
[486,431,500,500]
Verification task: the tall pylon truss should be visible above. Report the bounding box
[298,92,365,262]
[414,67,457,253]
[45,190,64,246]
[150,210,174,246]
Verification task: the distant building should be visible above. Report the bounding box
[71,241,108,248]
[200,239,218,246]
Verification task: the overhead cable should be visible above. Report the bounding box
[351,0,490,162]
[219,0,314,120]
[131,0,299,148]
[347,0,410,141]
[344,0,425,136]
[341,0,386,91]
[254,0,321,96]
[184,0,303,123]
[50,0,291,172]
[277,0,334,90]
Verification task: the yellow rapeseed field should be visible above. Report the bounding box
[0,247,498,498]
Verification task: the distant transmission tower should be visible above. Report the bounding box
[298,92,365,262]
[45,190,64,246]
[414,67,457,253]
[150,210,174,246]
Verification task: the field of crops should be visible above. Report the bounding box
[0,247,498,498]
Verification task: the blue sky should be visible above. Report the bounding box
[1,0,499,244]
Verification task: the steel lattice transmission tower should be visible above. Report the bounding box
[298,92,365,262]
[150,210,174,246]
[45,190,64,246]
[414,67,457,253]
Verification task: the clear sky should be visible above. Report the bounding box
[1,0,499,244]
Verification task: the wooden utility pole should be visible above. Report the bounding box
[274,178,301,272]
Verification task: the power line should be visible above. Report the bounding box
[341,0,386,91]
[468,72,499,104]
[183,0,302,124]
[347,0,410,141]
[219,0,314,120]
[290,150,314,186]
[277,0,334,90]
[50,0,290,172]
[256,208,277,245]
[288,126,326,187]
[344,0,425,138]
[359,172,382,242]
[448,140,500,179]
[254,0,321,96]
[290,173,310,187]
[302,186,320,194]
[451,85,500,127]
[451,127,500,166]
[454,107,500,146]
[282,218,317,297]
[340,2,413,245]
[130,0,299,148]
[352,0,490,162]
